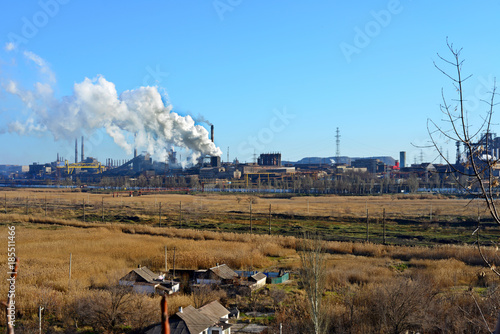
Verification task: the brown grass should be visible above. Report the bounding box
[0,189,499,332]
[0,188,490,221]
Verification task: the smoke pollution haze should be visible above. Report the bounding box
[2,46,222,163]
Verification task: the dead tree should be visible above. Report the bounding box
[429,39,500,331]
[429,39,500,274]
[299,234,327,334]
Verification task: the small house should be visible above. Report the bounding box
[145,300,232,334]
[119,266,179,295]
[248,272,267,290]
[195,264,239,285]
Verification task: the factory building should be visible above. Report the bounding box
[351,159,387,174]
[257,153,281,166]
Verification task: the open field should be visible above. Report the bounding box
[0,216,499,332]
[1,188,499,246]
[0,189,500,332]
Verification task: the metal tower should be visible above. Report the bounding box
[335,127,341,161]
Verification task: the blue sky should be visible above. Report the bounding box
[1,1,500,165]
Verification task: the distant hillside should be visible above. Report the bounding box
[283,156,396,166]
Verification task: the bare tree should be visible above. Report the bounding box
[369,277,436,334]
[270,287,287,311]
[429,39,500,331]
[192,284,226,309]
[299,234,328,334]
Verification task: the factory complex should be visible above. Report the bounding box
[2,128,500,194]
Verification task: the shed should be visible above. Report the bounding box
[248,273,267,290]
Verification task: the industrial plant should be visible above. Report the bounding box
[2,125,498,194]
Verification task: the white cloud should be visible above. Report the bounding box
[23,51,56,83]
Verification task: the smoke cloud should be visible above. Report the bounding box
[192,114,212,126]
[2,48,222,160]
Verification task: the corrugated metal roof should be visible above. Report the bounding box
[145,301,229,334]
[199,300,230,322]
[120,267,158,282]
[209,264,238,280]
[250,272,267,282]
[177,305,214,334]
[121,266,158,283]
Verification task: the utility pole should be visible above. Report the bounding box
[102,197,104,222]
[164,246,168,273]
[430,203,433,222]
[4,193,6,214]
[366,209,369,242]
[250,201,253,234]
[26,197,29,215]
[159,202,162,227]
[383,208,386,245]
[179,201,182,227]
[39,306,44,334]
[68,253,72,289]
[268,204,272,235]
[44,196,47,216]
[173,247,176,279]
[83,199,85,222]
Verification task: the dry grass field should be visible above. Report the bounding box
[1,188,499,246]
[0,188,490,219]
[0,189,499,332]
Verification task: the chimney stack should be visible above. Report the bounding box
[75,138,78,164]
[134,133,137,158]
[211,125,214,143]
[81,136,84,162]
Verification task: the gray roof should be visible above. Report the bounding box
[177,305,214,334]
[250,272,267,282]
[144,301,229,334]
[199,300,230,322]
[120,266,158,283]
[209,264,238,280]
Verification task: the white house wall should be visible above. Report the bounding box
[253,278,266,289]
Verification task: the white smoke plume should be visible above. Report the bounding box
[2,48,222,160]
[192,114,212,126]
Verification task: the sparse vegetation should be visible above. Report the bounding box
[0,189,499,332]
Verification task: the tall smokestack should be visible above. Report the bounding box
[211,125,214,143]
[81,136,84,162]
[134,133,137,158]
[75,138,78,164]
